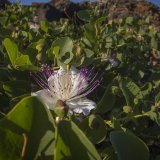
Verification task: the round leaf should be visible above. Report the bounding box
[110,131,149,160]
[77,10,90,22]
[80,115,107,144]
[55,120,101,160]
[0,96,55,160]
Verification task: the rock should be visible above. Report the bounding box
[0,0,10,9]
[32,0,89,21]
[105,0,160,27]
[4,0,160,27]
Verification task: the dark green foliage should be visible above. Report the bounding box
[0,2,159,160]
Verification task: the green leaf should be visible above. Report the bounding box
[151,37,158,50]
[83,48,94,58]
[35,39,45,52]
[14,55,39,71]
[0,68,10,82]
[112,119,123,131]
[119,78,132,106]
[84,23,97,44]
[55,120,101,160]
[79,114,106,144]
[60,52,74,64]
[141,83,152,98]
[96,84,115,114]
[40,20,48,33]
[0,97,55,160]
[52,37,73,66]
[53,46,60,57]
[52,37,73,56]
[103,147,118,160]
[0,112,5,119]
[155,92,160,103]
[14,55,32,66]
[145,17,150,24]
[47,46,60,63]
[3,38,19,65]
[110,131,149,160]
[119,78,143,106]
[96,16,107,24]
[52,26,65,35]
[149,71,160,88]
[82,38,92,48]
[3,80,30,98]
[0,124,23,160]
[125,17,134,25]
[147,110,160,126]
[10,94,30,107]
[105,37,113,48]
[77,10,90,22]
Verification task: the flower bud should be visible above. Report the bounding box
[134,98,139,105]
[36,52,43,61]
[112,86,120,95]
[123,106,132,113]
[54,100,68,118]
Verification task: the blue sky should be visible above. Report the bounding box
[9,0,89,5]
[9,0,160,6]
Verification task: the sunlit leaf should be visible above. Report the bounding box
[55,120,101,160]
[0,97,55,160]
[3,38,19,66]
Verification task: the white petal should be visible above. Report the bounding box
[70,66,79,74]
[66,97,96,116]
[74,108,83,114]
[31,89,58,110]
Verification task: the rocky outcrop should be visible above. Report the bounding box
[32,0,89,21]
[0,0,10,9]
[106,0,160,26]
[31,0,160,26]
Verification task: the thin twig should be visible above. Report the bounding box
[105,113,149,126]
[21,133,28,160]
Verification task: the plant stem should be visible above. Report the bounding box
[104,113,149,126]
[21,133,28,160]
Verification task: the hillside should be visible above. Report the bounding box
[30,0,160,26]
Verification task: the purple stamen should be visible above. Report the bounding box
[31,64,54,89]
[41,64,53,78]
[31,73,49,89]
[31,65,101,101]
[69,68,101,101]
